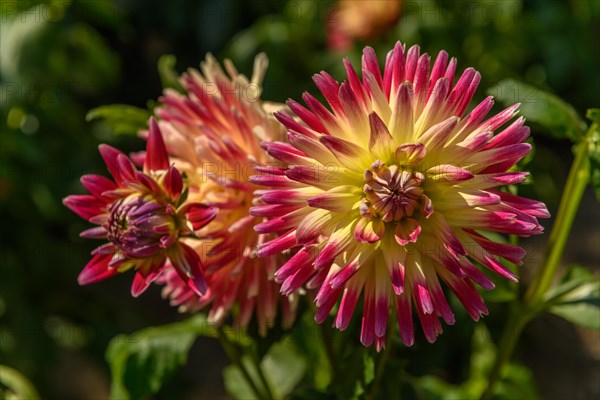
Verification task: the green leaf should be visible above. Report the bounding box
[544,265,599,302]
[86,104,151,136]
[0,365,41,400]
[417,324,541,400]
[488,79,586,142]
[289,313,331,390]
[362,353,375,386]
[223,337,306,400]
[262,338,307,397]
[545,265,600,330]
[157,54,185,92]
[587,109,600,125]
[105,315,214,399]
[585,108,600,199]
[222,357,259,400]
[550,301,600,329]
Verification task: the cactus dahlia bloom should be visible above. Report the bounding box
[153,53,297,334]
[63,118,216,297]
[252,42,549,349]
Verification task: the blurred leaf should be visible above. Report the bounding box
[86,104,151,136]
[488,79,586,142]
[289,313,331,390]
[497,363,540,400]
[587,109,600,125]
[106,315,216,399]
[157,54,184,92]
[262,338,307,397]
[545,265,600,330]
[482,285,517,303]
[222,357,259,400]
[544,265,599,302]
[549,302,600,330]
[418,324,540,399]
[586,109,600,199]
[363,353,375,386]
[0,365,41,400]
[223,337,306,400]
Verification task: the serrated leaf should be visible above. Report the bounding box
[86,104,151,136]
[158,54,184,92]
[586,109,600,199]
[105,315,221,399]
[488,79,586,142]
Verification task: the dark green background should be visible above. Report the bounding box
[1,0,598,398]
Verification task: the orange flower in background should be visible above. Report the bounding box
[253,42,549,349]
[327,0,402,51]
[154,54,297,334]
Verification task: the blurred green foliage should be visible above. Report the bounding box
[1,0,598,398]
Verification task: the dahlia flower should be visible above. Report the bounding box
[154,53,297,333]
[63,118,216,297]
[252,42,549,349]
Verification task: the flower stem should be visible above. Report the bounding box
[216,326,268,400]
[319,323,339,381]
[525,133,592,305]
[366,332,394,400]
[251,350,275,400]
[480,306,528,400]
[481,125,593,400]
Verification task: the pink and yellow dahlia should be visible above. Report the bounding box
[63,118,216,297]
[252,42,549,349]
[154,54,297,333]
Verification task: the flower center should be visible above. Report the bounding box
[360,160,431,223]
[106,194,177,257]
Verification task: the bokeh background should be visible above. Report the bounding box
[1,0,598,398]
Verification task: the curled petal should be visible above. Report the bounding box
[77,253,118,285]
[63,195,106,221]
[394,218,421,245]
[164,166,183,200]
[169,243,207,296]
[184,204,218,230]
[145,117,170,171]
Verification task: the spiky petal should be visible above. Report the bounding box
[64,118,216,297]
[154,54,298,334]
[253,42,549,348]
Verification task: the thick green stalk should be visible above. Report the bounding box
[217,326,268,400]
[481,126,593,400]
[525,135,592,305]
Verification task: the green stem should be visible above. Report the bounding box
[319,323,339,382]
[216,326,267,400]
[481,124,594,400]
[251,350,275,400]
[480,306,529,400]
[366,331,394,400]
[525,131,591,305]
